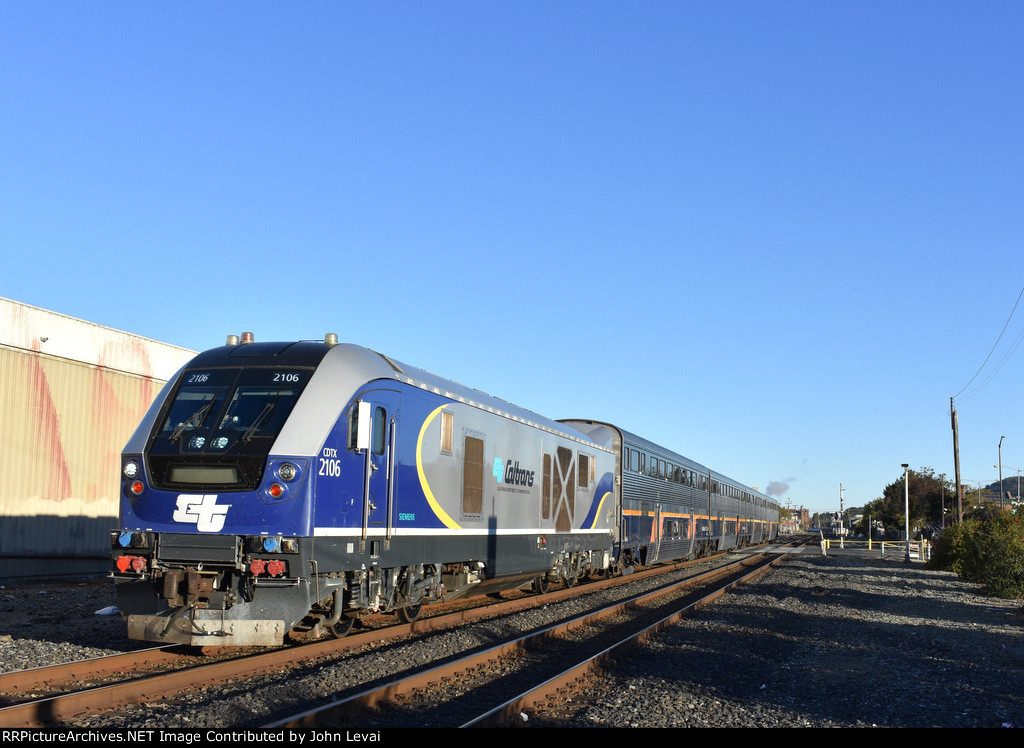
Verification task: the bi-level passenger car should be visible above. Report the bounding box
[561,420,779,567]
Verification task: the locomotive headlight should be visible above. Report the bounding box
[123,460,139,479]
[278,462,297,482]
[261,459,307,503]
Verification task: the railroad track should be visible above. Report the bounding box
[0,542,795,728]
[263,547,796,728]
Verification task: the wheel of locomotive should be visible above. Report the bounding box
[397,603,422,623]
[563,573,577,589]
[532,576,550,595]
[329,616,355,639]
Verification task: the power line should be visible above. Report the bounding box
[952,285,1024,405]
[955,325,1024,405]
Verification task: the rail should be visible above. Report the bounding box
[264,542,810,729]
[0,551,751,728]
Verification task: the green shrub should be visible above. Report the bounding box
[930,511,1024,597]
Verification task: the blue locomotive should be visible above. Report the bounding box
[111,334,778,646]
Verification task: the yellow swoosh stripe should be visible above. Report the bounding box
[586,492,612,529]
[416,404,461,530]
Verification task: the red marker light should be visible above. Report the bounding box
[268,483,284,499]
[130,481,144,495]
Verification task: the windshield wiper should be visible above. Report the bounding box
[170,400,217,442]
[241,403,275,443]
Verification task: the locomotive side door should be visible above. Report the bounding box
[354,389,401,551]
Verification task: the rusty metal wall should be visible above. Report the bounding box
[0,298,195,572]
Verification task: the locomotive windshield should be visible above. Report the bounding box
[147,367,312,489]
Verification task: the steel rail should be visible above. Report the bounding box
[0,549,751,728]
[461,548,794,727]
[264,552,778,729]
[0,555,694,703]
[0,646,180,695]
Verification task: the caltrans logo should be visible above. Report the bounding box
[492,457,535,487]
[172,494,231,532]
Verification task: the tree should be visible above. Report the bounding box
[857,467,953,538]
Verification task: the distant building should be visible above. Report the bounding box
[0,297,195,580]
[781,506,810,534]
[779,505,810,534]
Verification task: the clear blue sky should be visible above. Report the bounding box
[2,2,1022,516]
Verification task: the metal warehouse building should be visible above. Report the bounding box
[0,297,195,581]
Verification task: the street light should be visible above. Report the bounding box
[902,463,910,563]
[994,464,1022,504]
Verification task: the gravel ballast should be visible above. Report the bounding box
[533,549,1024,728]
[2,548,1023,728]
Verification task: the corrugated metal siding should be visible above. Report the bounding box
[0,347,163,556]
[0,297,195,561]
[1,297,194,376]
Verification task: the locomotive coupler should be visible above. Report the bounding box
[162,568,226,609]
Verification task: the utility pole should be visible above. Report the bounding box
[951,397,963,523]
[999,436,1005,510]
